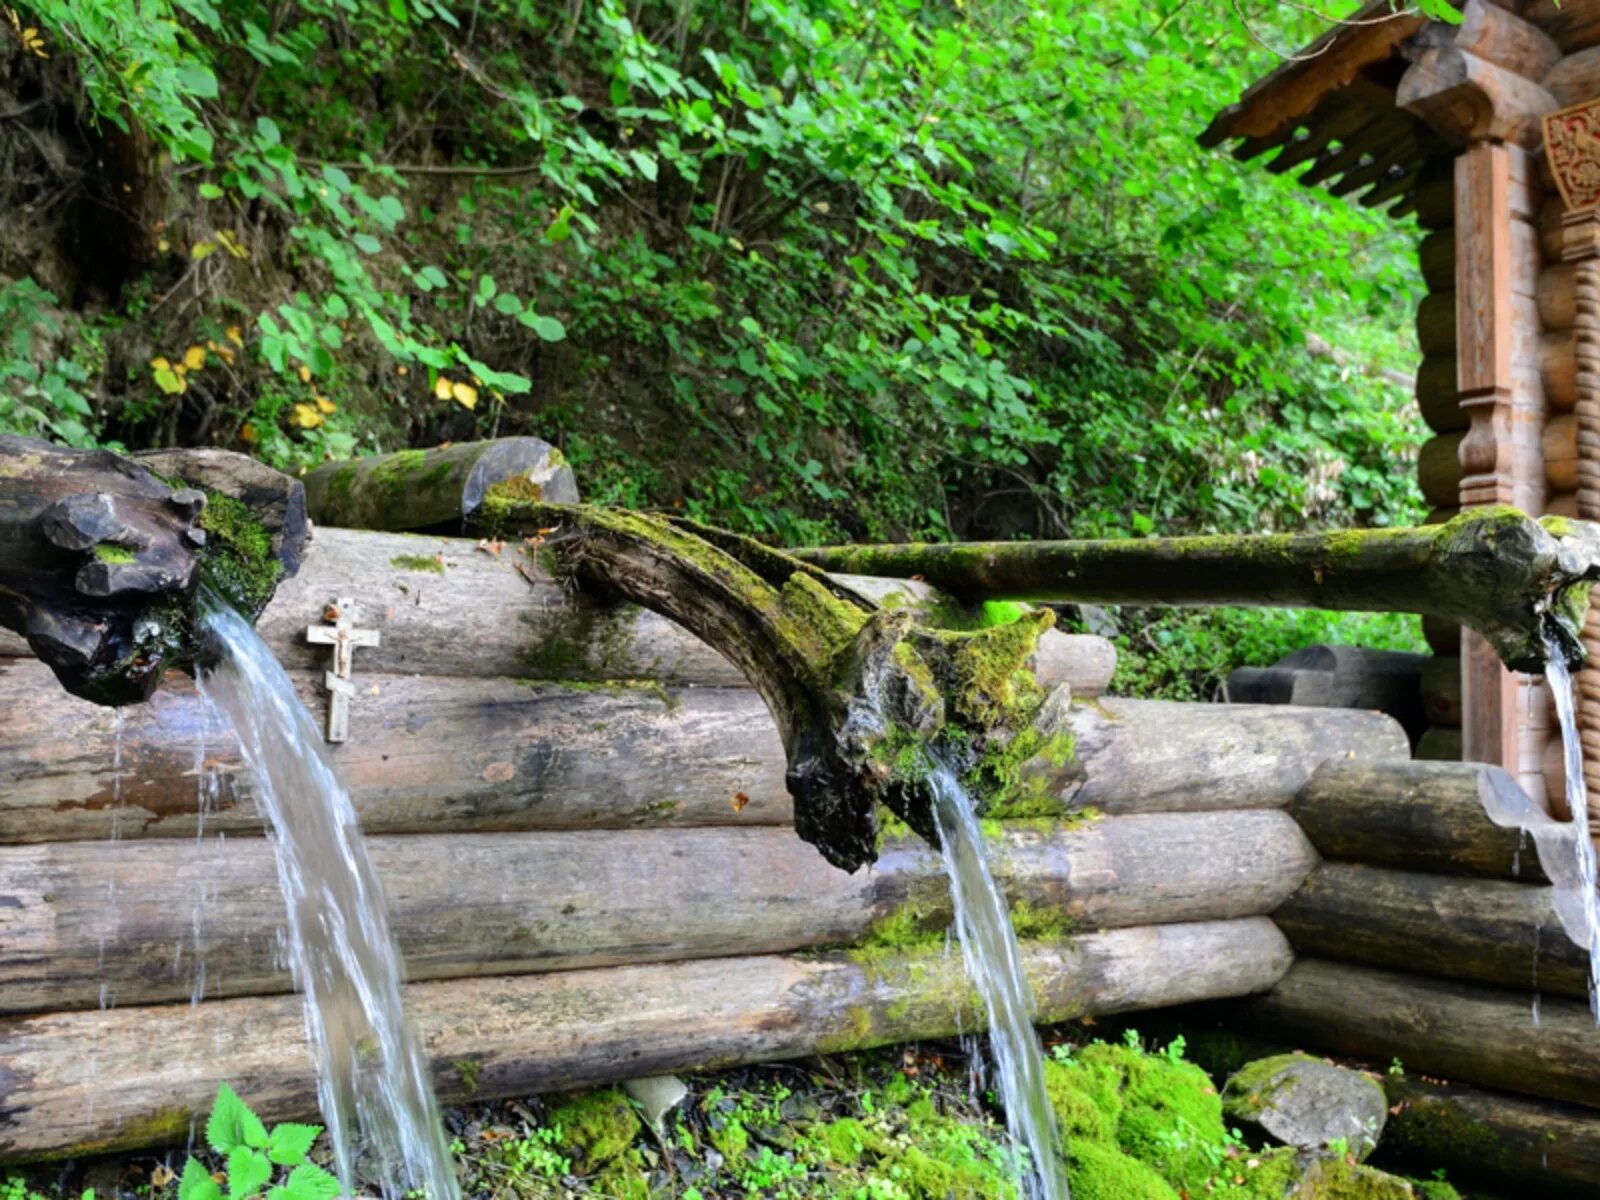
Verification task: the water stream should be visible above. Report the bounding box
[196,601,458,1200]
[929,763,1069,1200]
[1541,637,1600,1017]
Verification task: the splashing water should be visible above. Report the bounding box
[197,601,458,1199]
[1542,636,1600,1019]
[929,763,1069,1200]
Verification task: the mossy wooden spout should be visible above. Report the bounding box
[794,509,1600,676]
[0,437,308,705]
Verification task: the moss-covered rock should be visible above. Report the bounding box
[545,1087,642,1170]
[1224,1054,1387,1161]
[1292,1156,1417,1199]
[1065,1140,1181,1200]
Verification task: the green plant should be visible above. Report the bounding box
[177,1085,339,1200]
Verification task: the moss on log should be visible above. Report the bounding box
[0,918,1291,1164]
[793,508,1600,675]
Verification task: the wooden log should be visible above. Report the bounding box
[1417,289,1458,355]
[0,659,1385,842]
[1542,262,1579,331]
[1545,44,1600,107]
[1249,958,1600,1108]
[1414,171,1455,230]
[1549,411,1580,491]
[1418,230,1456,293]
[1416,354,1467,433]
[1546,733,1570,817]
[0,437,307,706]
[1423,613,1461,655]
[1416,726,1463,761]
[1411,0,1561,81]
[1418,432,1466,507]
[1546,329,1580,412]
[0,917,1292,1163]
[1273,862,1585,998]
[1289,759,1546,881]
[302,439,579,533]
[1383,1075,1600,1197]
[1421,653,1463,727]
[0,810,1314,1015]
[206,527,1108,695]
[1224,645,1427,740]
[794,510,1600,678]
[1550,490,1581,519]
[1397,46,1556,147]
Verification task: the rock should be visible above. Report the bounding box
[1223,1054,1388,1161]
[622,1074,688,1131]
[1291,1156,1423,1198]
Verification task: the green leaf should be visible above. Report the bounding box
[492,293,523,315]
[517,312,566,341]
[226,1148,272,1200]
[278,1163,342,1200]
[265,1122,321,1167]
[178,1159,222,1200]
[199,183,224,200]
[206,1084,266,1154]
[475,274,497,304]
[629,150,659,182]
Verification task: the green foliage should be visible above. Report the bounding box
[10,0,1422,548]
[178,1085,339,1200]
[0,280,105,449]
[1073,606,1428,701]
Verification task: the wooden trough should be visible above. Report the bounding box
[3,513,1598,1195]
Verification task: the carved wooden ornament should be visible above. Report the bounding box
[1544,97,1600,212]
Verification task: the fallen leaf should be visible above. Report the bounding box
[731,791,750,812]
[183,345,207,370]
[315,395,337,414]
[434,376,454,401]
[476,538,505,557]
[289,402,324,428]
[451,381,479,410]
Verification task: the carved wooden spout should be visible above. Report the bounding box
[0,437,309,705]
[792,509,1600,676]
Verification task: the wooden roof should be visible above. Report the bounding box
[1200,3,1441,218]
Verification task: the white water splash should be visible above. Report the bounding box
[197,601,458,1199]
[929,764,1068,1200]
[1542,639,1600,1019]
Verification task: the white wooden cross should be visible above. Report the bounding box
[305,597,380,743]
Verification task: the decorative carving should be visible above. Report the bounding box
[1545,98,1600,213]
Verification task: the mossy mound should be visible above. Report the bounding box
[542,1087,641,1170]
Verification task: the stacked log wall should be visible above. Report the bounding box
[0,523,1416,1163]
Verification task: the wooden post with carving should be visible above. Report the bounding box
[1398,0,1558,779]
[1549,97,1600,820]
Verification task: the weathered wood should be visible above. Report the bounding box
[228,527,1110,695]
[798,510,1600,676]
[1414,170,1455,229]
[1542,262,1579,330]
[1423,613,1461,655]
[0,810,1314,1014]
[0,660,1371,842]
[1398,46,1556,146]
[1416,354,1468,432]
[1549,411,1580,491]
[1383,1075,1600,1197]
[1545,43,1600,107]
[1289,759,1547,881]
[1550,489,1581,518]
[1418,229,1456,293]
[1417,289,1458,355]
[1419,431,1467,507]
[1273,863,1584,997]
[302,439,579,533]
[1546,329,1580,412]
[1411,0,1561,80]
[1419,652,1462,727]
[0,437,307,706]
[0,917,1292,1163]
[1250,958,1600,1108]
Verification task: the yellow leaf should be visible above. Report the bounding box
[215,229,249,260]
[297,365,311,383]
[451,382,479,410]
[396,365,409,376]
[157,238,171,253]
[191,241,217,261]
[183,345,207,371]
[239,423,258,444]
[149,356,172,371]
[288,403,325,429]
[226,326,243,345]
[315,396,336,414]
[152,366,186,396]
[433,376,454,401]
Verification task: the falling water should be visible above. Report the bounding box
[1543,635,1600,1019]
[929,763,1069,1200]
[196,601,458,1200]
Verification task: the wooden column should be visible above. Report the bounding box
[1400,0,1557,778]
[1559,211,1600,819]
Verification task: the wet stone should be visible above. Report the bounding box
[1222,1054,1388,1162]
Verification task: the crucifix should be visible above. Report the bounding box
[305,597,380,743]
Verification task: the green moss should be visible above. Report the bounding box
[93,543,136,563]
[326,463,358,499]
[1007,899,1075,941]
[370,448,428,496]
[452,1057,482,1094]
[1221,1053,1304,1120]
[592,1149,651,1199]
[1065,1140,1180,1200]
[390,553,445,574]
[1295,1157,1414,1198]
[817,1116,869,1165]
[1380,1085,1510,1173]
[1413,1182,1462,1200]
[545,1087,643,1170]
[198,490,282,616]
[708,1113,749,1161]
[854,903,947,953]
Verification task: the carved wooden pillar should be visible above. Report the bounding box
[1551,106,1600,817]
